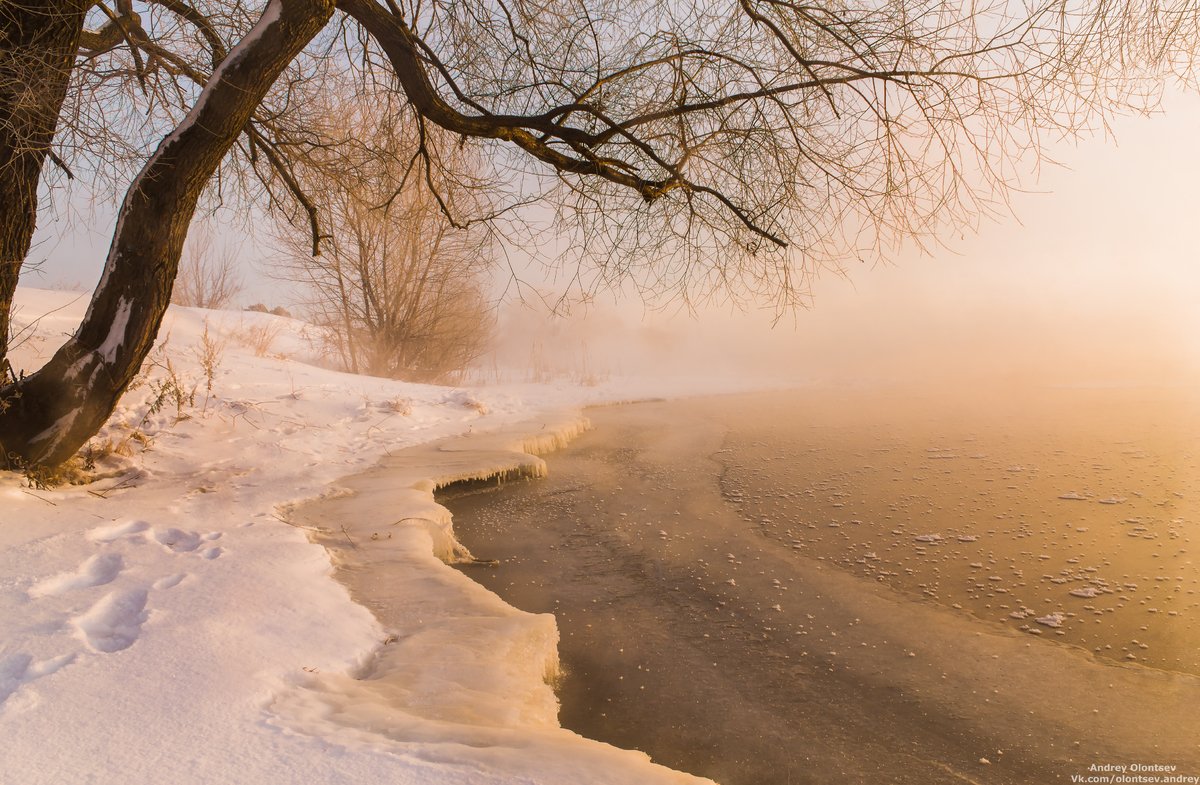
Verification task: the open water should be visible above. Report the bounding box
[446,387,1200,785]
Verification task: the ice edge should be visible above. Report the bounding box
[271,412,716,784]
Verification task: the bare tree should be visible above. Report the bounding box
[275,108,494,382]
[287,215,493,381]
[1,0,1198,467]
[0,0,330,467]
[172,224,244,310]
[0,2,89,381]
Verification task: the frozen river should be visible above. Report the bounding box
[446,388,1200,785]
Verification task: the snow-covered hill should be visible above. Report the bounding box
[1,288,744,785]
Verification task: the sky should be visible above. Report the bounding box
[22,89,1200,388]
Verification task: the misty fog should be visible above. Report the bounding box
[485,92,1200,391]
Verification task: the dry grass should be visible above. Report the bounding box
[383,397,413,415]
[235,321,284,358]
[193,321,226,411]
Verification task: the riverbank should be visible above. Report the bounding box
[444,391,1200,785]
[277,413,714,783]
[1,286,756,785]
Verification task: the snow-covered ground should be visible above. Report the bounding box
[1,288,761,785]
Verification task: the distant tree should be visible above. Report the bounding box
[171,225,243,310]
[1,0,1198,467]
[274,106,494,382]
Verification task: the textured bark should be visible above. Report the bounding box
[0,1,89,369]
[0,0,333,468]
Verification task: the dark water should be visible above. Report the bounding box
[445,388,1200,785]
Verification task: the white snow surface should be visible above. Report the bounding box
[0,288,759,785]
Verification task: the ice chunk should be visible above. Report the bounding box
[1035,613,1065,628]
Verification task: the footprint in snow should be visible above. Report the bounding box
[0,652,76,710]
[152,528,223,557]
[152,573,186,590]
[87,519,150,543]
[28,553,124,598]
[32,521,225,665]
[73,589,149,654]
[0,654,32,706]
[152,528,202,553]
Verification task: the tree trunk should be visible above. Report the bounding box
[0,1,89,370]
[0,0,332,469]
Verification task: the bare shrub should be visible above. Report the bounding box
[144,356,196,422]
[172,225,243,310]
[235,321,283,358]
[245,304,292,318]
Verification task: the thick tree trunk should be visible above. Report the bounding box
[0,1,89,371]
[0,0,332,469]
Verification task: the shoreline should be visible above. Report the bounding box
[443,393,1200,785]
[278,411,717,785]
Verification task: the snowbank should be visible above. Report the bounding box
[274,416,712,783]
[0,289,741,784]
